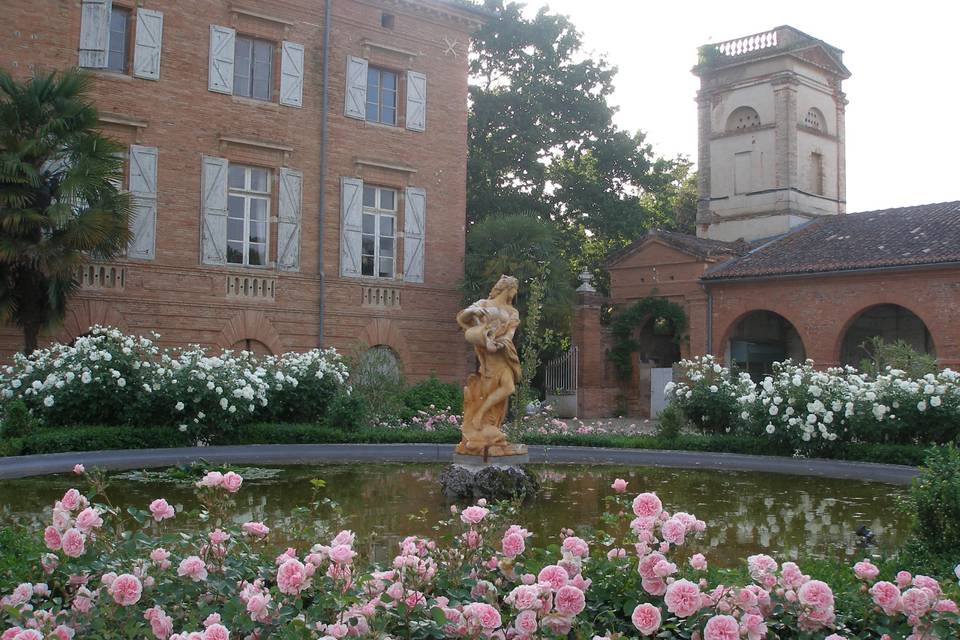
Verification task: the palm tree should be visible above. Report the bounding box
[0,69,131,353]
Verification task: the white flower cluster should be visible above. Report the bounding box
[0,326,351,430]
[667,356,960,446]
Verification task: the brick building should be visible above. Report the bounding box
[571,26,960,418]
[0,0,485,381]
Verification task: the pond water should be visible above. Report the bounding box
[0,464,909,568]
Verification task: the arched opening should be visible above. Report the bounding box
[839,304,935,368]
[726,310,805,380]
[803,107,826,133]
[357,344,402,385]
[636,316,681,368]
[726,106,761,132]
[230,339,273,356]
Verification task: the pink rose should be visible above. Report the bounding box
[632,493,663,518]
[631,603,662,636]
[197,471,224,488]
[561,536,589,558]
[537,565,569,590]
[61,528,86,558]
[11,631,43,640]
[508,585,541,611]
[797,580,834,609]
[935,599,959,614]
[853,559,879,581]
[554,585,585,616]
[74,507,103,533]
[247,593,272,622]
[747,554,778,581]
[61,489,82,511]
[202,624,229,640]
[689,553,708,571]
[73,464,85,475]
[53,625,75,640]
[276,559,310,595]
[331,530,355,546]
[108,573,142,606]
[514,609,538,635]
[150,548,172,569]
[177,556,208,582]
[912,575,941,597]
[611,478,628,493]
[460,505,489,525]
[661,518,687,545]
[741,613,767,640]
[221,471,243,493]
[464,603,501,629]
[242,521,270,537]
[896,571,913,588]
[665,579,702,618]
[329,544,356,565]
[638,552,667,579]
[900,587,932,617]
[502,532,525,558]
[43,526,62,551]
[641,576,667,596]
[149,499,175,522]
[703,614,740,640]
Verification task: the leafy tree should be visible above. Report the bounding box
[0,69,131,353]
[460,214,573,337]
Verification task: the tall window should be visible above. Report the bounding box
[227,166,270,266]
[361,186,396,278]
[234,36,273,100]
[107,6,131,72]
[809,152,824,195]
[366,67,397,125]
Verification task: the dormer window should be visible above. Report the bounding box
[726,106,761,132]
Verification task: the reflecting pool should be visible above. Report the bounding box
[0,464,909,567]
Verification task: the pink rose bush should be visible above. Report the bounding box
[2,469,958,640]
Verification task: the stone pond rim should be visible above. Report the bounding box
[0,443,918,484]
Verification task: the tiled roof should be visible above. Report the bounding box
[702,201,960,280]
[607,229,747,267]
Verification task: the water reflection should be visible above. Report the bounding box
[0,464,908,568]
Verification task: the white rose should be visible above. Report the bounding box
[930,396,942,407]
[765,424,775,434]
[43,395,54,407]
[175,402,185,411]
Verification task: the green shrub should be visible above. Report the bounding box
[904,444,960,552]
[655,404,686,440]
[859,336,939,379]
[1,399,37,438]
[0,525,44,591]
[400,376,462,420]
[16,424,195,456]
[325,391,367,431]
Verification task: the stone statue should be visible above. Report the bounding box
[456,275,528,458]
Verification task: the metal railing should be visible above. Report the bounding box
[545,346,578,394]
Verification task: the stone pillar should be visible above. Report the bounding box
[835,87,848,214]
[695,90,714,237]
[572,289,608,418]
[773,73,799,213]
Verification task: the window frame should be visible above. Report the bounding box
[233,35,275,101]
[105,5,132,73]
[226,165,272,268]
[361,185,397,279]
[365,66,399,126]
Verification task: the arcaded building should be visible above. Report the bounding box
[570,26,960,418]
[0,0,485,380]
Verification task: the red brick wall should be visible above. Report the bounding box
[0,0,478,381]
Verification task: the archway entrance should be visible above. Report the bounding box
[637,316,681,417]
[839,304,935,368]
[231,339,273,356]
[726,311,805,379]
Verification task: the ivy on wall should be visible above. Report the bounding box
[608,297,688,381]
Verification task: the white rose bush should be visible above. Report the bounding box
[0,327,352,439]
[2,467,958,639]
[667,357,960,455]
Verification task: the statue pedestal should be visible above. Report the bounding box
[440,457,538,502]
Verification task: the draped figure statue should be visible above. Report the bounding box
[455,275,528,457]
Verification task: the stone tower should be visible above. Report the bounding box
[693,26,850,242]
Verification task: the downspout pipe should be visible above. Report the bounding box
[705,284,713,355]
[317,0,331,347]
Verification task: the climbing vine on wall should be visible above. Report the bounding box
[609,297,688,381]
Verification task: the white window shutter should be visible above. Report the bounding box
[279,41,305,107]
[344,56,368,120]
[340,177,363,277]
[277,168,303,272]
[208,25,236,94]
[79,0,112,68]
[200,156,229,265]
[405,71,426,132]
[133,8,164,80]
[403,187,426,283]
[128,145,158,260]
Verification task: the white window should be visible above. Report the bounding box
[227,166,270,266]
[361,186,396,278]
[234,36,273,101]
[106,6,131,72]
[366,67,398,125]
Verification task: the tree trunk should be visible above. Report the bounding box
[23,324,39,355]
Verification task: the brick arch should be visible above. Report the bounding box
[717,307,809,363]
[832,301,939,365]
[59,300,129,342]
[216,310,284,355]
[355,318,412,369]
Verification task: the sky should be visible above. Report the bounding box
[521,0,960,213]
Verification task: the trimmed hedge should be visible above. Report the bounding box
[0,423,930,466]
